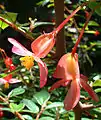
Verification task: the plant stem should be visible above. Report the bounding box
[0,16,34,41]
[36,103,46,120]
[55,3,85,34]
[73,102,82,120]
[72,10,94,55]
[54,0,66,60]
[0,95,25,120]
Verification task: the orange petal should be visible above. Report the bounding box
[31,32,55,58]
[49,79,70,92]
[64,79,80,111]
[53,53,80,80]
[80,78,99,102]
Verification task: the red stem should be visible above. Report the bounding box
[72,11,93,55]
[55,6,81,33]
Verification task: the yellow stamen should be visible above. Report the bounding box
[67,53,77,76]
[20,56,34,70]
[4,83,9,89]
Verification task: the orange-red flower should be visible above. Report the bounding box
[49,53,99,111]
[8,38,48,88]
[31,6,81,58]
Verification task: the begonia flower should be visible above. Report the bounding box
[8,38,48,88]
[49,53,99,111]
[31,6,81,58]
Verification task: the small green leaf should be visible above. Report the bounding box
[39,117,54,120]
[10,103,25,113]
[95,88,101,93]
[33,90,50,105]
[0,12,17,29]
[93,80,101,87]
[22,115,34,120]
[89,1,98,10]
[22,99,39,113]
[89,2,101,16]
[2,107,11,112]
[8,87,25,97]
[88,21,99,26]
[34,22,54,28]
[46,102,64,109]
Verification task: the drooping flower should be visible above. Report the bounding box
[49,53,99,111]
[31,6,81,58]
[8,38,48,88]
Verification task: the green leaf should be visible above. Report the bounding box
[0,21,8,30]
[88,21,99,26]
[22,115,34,120]
[43,111,55,117]
[0,12,17,29]
[89,2,101,16]
[2,107,11,112]
[22,99,39,113]
[93,80,101,87]
[10,103,25,113]
[39,117,54,120]
[46,102,64,109]
[34,22,54,28]
[95,88,101,93]
[33,90,50,105]
[8,87,25,97]
[89,1,98,9]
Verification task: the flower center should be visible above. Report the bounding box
[20,56,34,70]
[67,53,77,77]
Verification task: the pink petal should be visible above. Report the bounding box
[9,79,21,83]
[8,38,33,56]
[37,60,48,88]
[49,79,70,92]
[64,79,80,111]
[80,78,99,102]
[31,32,55,58]
[0,78,7,84]
[53,53,80,80]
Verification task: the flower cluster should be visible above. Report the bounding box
[0,48,20,88]
[6,8,99,111]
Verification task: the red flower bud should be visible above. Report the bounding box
[94,30,100,36]
[9,64,16,71]
[4,57,13,68]
[0,111,3,118]
[0,105,4,118]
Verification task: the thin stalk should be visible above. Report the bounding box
[0,16,34,41]
[0,95,25,120]
[55,3,86,34]
[72,10,94,55]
